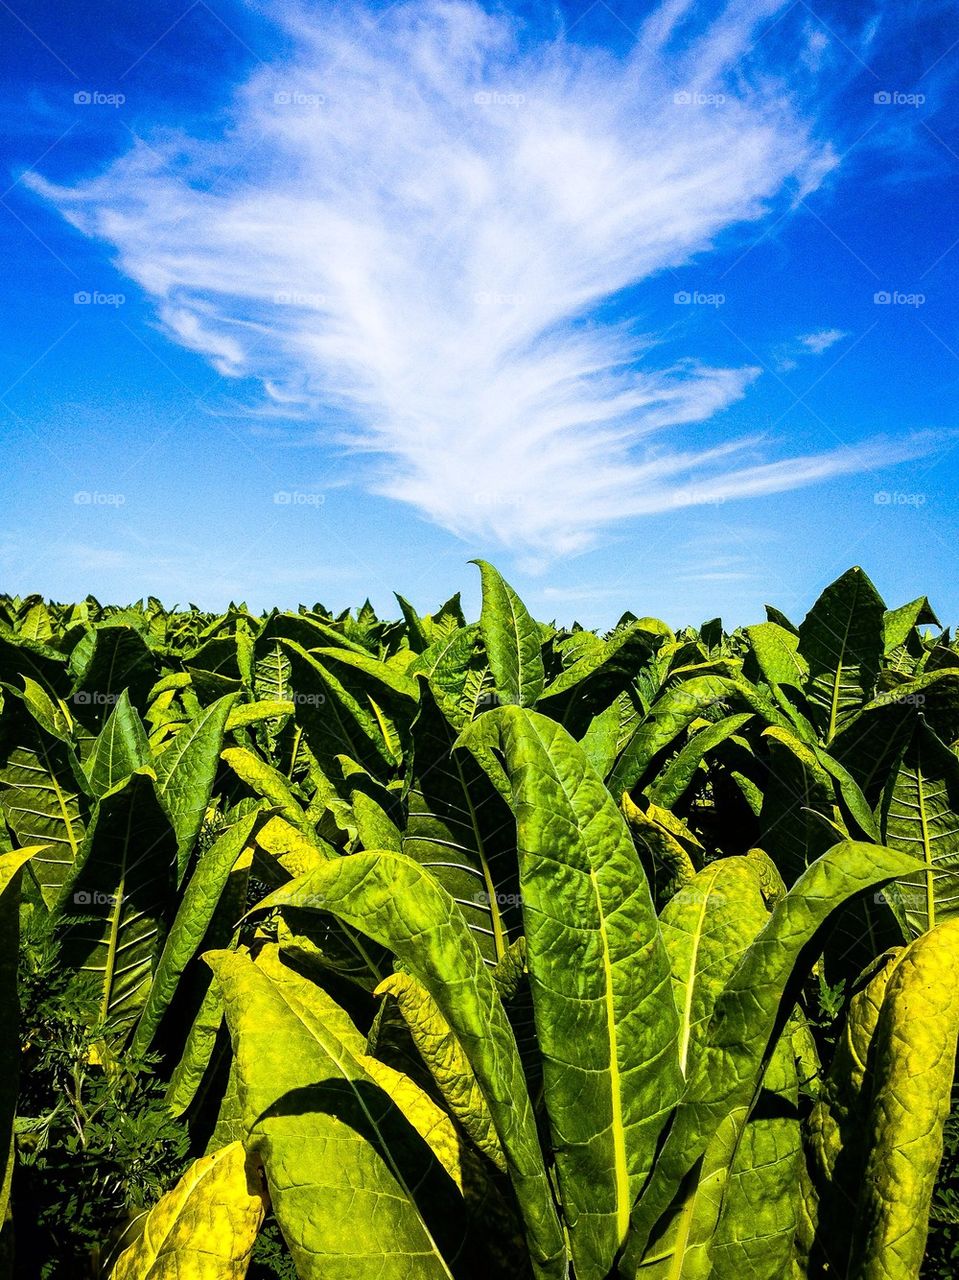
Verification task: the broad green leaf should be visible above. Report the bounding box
[797,567,885,741]
[472,560,544,708]
[883,595,939,655]
[84,689,152,797]
[155,693,237,880]
[60,770,178,1032]
[221,745,306,828]
[879,717,959,935]
[131,811,261,1055]
[0,622,68,700]
[16,675,72,740]
[759,727,840,885]
[282,641,415,775]
[851,918,959,1279]
[658,858,769,1079]
[208,947,459,1280]
[621,794,696,908]
[109,1141,266,1280]
[166,980,226,1117]
[253,851,567,1279]
[18,601,53,644]
[536,622,671,736]
[0,846,41,1228]
[625,841,921,1266]
[459,706,682,1280]
[253,947,480,1196]
[647,713,752,809]
[224,699,294,730]
[69,623,159,746]
[0,707,88,907]
[833,669,959,802]
[744,622,808,689]
[708,1033,802,1280]
[253,815,334,882]
[404,688,520,963]
[802,947,902,1275]
[411,625,493,731]
[376,970,506,1172]
[608,676,733,797]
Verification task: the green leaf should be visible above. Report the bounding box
[221,745,307,828]
[83,689,152,797]
[375,970,506,1172]
[879,717,959,936]
[744,622,808,689]
[708,1032,802,1280]
[472,560,545,708]
[282,641,416,775]
[411,625,492,731]
[404,688,520,964]
[759,727,841,885]
[625,840,921,1267]
[608,676,734,798]
[850,918,959,1278]
[252,947,482,1197]
[647,714,753,810]
[208,947,460,1280]
[252,851,567,1279]
[658,858,769,1079]
[154,693,238,880]
[802,947,902,1274]
[109,1141,266,1280]
[224,699,295,730]
[59,769,178,1032]
[459,706,683,1280]
[621,795,697,908]
[131,811,261,1055]
[797,567,885,742]
[883,595,939,655]
[0,707,88,907]
[0,846,41,1227]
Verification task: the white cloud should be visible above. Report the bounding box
[799,328,849,355]
[25,0,941,553]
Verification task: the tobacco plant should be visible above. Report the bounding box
[0,563,957,1278]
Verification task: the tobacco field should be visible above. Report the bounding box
[3,560,959,1279]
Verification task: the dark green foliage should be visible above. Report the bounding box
[13,908,189,1278]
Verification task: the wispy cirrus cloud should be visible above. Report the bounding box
[25,0,944,553]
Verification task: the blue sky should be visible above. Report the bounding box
[2,0,958,629]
